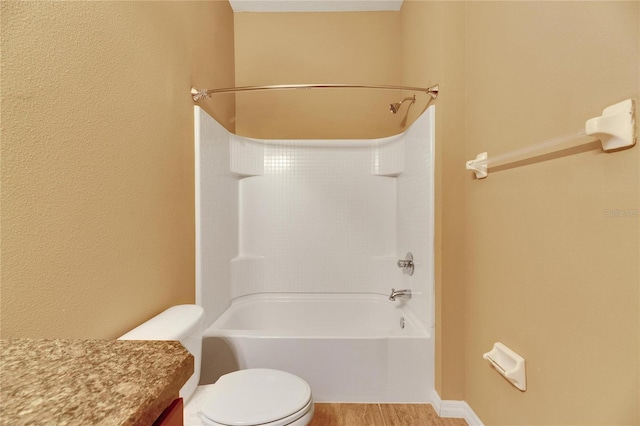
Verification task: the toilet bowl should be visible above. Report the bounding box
[119,305,314,426]
[199,369,314,426]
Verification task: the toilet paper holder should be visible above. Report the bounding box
[483,342,527,391]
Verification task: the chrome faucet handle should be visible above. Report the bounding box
[397,252,414,276]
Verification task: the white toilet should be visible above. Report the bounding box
[119,305,314,426]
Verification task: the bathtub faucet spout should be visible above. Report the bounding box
[389,288,412,301]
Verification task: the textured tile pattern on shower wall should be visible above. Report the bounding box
[235,140,399,296]
[197,106,435,313]
[195,107,238,328]
[230,135,264,177]
[372,136,405,177]
[397,108,435,328]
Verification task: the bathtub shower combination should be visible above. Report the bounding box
[195,86,436,403]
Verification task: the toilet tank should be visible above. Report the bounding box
[119,304,204,401]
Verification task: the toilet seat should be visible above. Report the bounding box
[199,369,313,426]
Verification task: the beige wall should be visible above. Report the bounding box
[234,11,405,139]
[2,1,638,422]
[401,3,639,421]
[236,7,640,423]
[463,2,639,424]
[400,1,467,401]
[0,1,235,338]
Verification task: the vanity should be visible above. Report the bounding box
[0,339,193,425]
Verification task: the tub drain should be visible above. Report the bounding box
[400,317,405,329]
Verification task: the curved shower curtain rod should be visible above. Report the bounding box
[190,83,439,102]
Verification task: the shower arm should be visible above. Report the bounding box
[191,83,439,102]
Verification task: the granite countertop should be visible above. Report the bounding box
[0,339,193,426]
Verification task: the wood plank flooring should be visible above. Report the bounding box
[309,403,467,426]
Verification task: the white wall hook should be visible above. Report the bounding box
[586,99,636,151]
[465,152,488,179]
[483,342,526,391]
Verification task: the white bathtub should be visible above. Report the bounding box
[200,294,434,403]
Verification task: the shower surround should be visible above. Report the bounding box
[195,105,435,402]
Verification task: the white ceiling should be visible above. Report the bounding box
[229,0,403,13]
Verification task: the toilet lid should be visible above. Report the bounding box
[201,369,312,426]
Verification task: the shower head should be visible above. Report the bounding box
[389,95,416,114]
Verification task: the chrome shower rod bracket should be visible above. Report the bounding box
[190,83,439,102]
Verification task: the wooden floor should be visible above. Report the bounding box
[309,403,467,426]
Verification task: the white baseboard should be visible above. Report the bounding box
[431,391,484,426]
